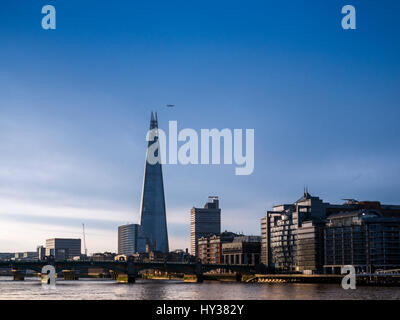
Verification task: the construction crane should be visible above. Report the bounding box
[82,223,88,257]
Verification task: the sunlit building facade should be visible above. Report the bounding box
[118,224,140,256]
[190,197,221,257]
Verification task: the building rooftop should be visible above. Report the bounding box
[326,209,400,226]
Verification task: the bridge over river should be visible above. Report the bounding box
[0,256,258,283]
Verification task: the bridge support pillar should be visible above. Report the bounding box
[117,273,137,284]
[195,274,203,283]
[183,274,203,283]
[195,259,203,283]
[125,256,137,284]
[12,269,25,281]
[110,270,118,280]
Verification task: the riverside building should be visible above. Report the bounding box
[222,235,261,266]
[261,190,400,274]
[198,231,237,264]
[324,209,400,274]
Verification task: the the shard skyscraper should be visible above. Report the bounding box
[137,112,169,253]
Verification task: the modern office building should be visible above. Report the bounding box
[261,191,326,273]
[260,216,269,267]
[37,245,45,260]
[261,190,400,274]
[45,238,81,260]
[222,236,261,266]
[324,209,400,274]
[118,223,140,256]
[198,231,237,264]
[138,112,169,253]
[191,196,221,257]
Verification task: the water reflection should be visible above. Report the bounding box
[0,278,399,300]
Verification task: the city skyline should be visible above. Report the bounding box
[1,0,400,253]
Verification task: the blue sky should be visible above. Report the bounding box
[0,0,399,252]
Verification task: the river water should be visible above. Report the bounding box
[0,277,399,300]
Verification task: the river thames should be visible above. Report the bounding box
[0,277,399,300]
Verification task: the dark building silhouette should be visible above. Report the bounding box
[324,210,400,274]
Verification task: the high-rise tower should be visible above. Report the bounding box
[138,112,169,253]
[190,196,221,257]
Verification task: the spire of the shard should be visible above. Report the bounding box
[138,112,169,253]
